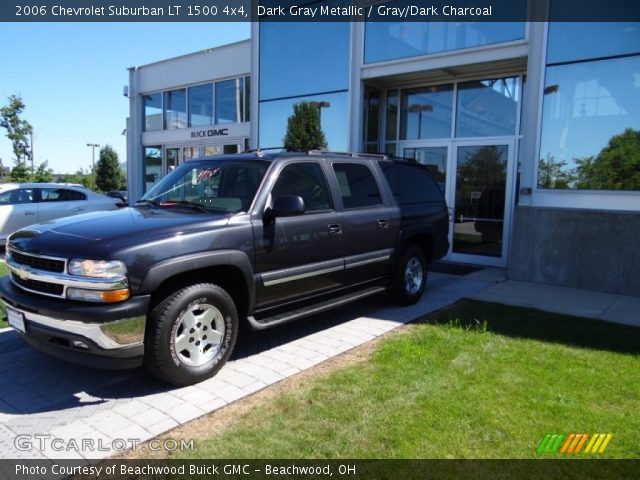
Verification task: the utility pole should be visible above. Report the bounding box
[30,130,34,175]
[86,143,100,185]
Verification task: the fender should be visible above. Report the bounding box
[138,250,256,311]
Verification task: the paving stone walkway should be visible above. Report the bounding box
[0,273,493,460]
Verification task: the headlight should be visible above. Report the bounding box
[68,259,127,278]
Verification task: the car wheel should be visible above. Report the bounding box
[389,245,427,305]
[145,283,238,386]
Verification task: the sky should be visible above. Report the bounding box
[0,22,250,174]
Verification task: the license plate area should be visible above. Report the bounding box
[7,307,26,334]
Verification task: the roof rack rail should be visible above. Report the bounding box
[306,150,389,160]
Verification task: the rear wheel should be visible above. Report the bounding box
[389,245,427,305]
[144,283,238,386]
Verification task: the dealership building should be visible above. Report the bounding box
[127,18,640,296]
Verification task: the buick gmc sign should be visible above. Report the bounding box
[191,128,228,139]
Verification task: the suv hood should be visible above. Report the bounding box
[8,207,232,258]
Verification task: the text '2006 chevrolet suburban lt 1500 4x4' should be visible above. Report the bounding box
[0,152,449,386]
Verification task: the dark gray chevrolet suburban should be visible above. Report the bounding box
[0,151,448,385]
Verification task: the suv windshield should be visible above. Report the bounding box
[140,160,269,213]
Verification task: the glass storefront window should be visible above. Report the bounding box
[143,146,162,192]
[164,89,186,129]
[365,17,525,64]
[259,91,349,151]
[143,93,162,131]
[456,77,519,138]
[400,85,453,140]
[539,55,640,190]
[188,84,213,127]
[259,22,350,101]
[547,23,640,65]
[216,78,250,124]
[204,145,222,156]
[243,76,251,123]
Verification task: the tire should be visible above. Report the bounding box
[389,245,428,305]
[144,283,238,386]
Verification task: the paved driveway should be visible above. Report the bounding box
[0,273,492,460]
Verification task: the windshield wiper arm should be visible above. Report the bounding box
[135,199,161,208]
[158,200,209,213]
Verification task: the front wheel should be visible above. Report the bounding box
[389,245,428,305]
[144,283,238,386]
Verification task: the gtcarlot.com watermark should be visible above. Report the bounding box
[15,434,194,453]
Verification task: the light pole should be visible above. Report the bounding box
[86,143,100,185]
[408,104,433,139]
[309,101,331,124]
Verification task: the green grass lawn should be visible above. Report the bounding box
[166,300,640,459]
[0,261,7,328]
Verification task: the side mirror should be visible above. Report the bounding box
[265,194,305,221]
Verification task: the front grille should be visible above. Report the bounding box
[9,249,65,273]
[12,275,65,296]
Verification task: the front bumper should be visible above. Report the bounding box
[0,277,150,369]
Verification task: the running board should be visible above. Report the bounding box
[246,286,386,331]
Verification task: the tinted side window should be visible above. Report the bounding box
[40,188,86,202]
[0,188,34,205]
[332,163,382,209]
[271,163,333,212]
[380,163,443,204]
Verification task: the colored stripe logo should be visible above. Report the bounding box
[537,433,612,454]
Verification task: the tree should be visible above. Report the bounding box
[95,145,125,192]
[9,161,30,182]
[283,101,327,152]
[32,160,53,183]
[1,95,51,183]
[538,153,575,189]
[0,95,32,165]
[574,128,640,190]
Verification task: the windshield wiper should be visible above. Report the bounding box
[135,199,161,208]
[157,200,210,213]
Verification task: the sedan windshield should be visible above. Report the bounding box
[140,160,269,213]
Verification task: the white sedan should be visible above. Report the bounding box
[0,183,123,241]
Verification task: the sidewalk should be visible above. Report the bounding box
[468,277,640,328]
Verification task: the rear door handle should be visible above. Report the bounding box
[377,219,389,229]
[24,211,35,216]
[327,224,342,235]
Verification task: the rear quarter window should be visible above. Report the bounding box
[380,162,444,205]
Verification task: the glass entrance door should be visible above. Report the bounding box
[449,141,514,267]
[400,140,515,267]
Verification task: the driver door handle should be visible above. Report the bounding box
[327,224,342,235]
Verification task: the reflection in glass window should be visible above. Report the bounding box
[271,163,333,212]
[453,145,507,257]
[216,78,249,124]
[547,23,640,65]
[143,146,162,193]
[183,146,199,161]
[456,77,519,138]
[166,148,179,173]
[143,93,162,131]
[259,91,349,151]
[244,76,251,123]
[204,145,222,156]
[401,85,453,140]
[365,17,525,64]
[188,84,213,127]
[363,88,380,152]
[164,89,187,129]
[259,22,349,101]
[332,163,382,209]
[539,56,640,190]
[216,79,239,124]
